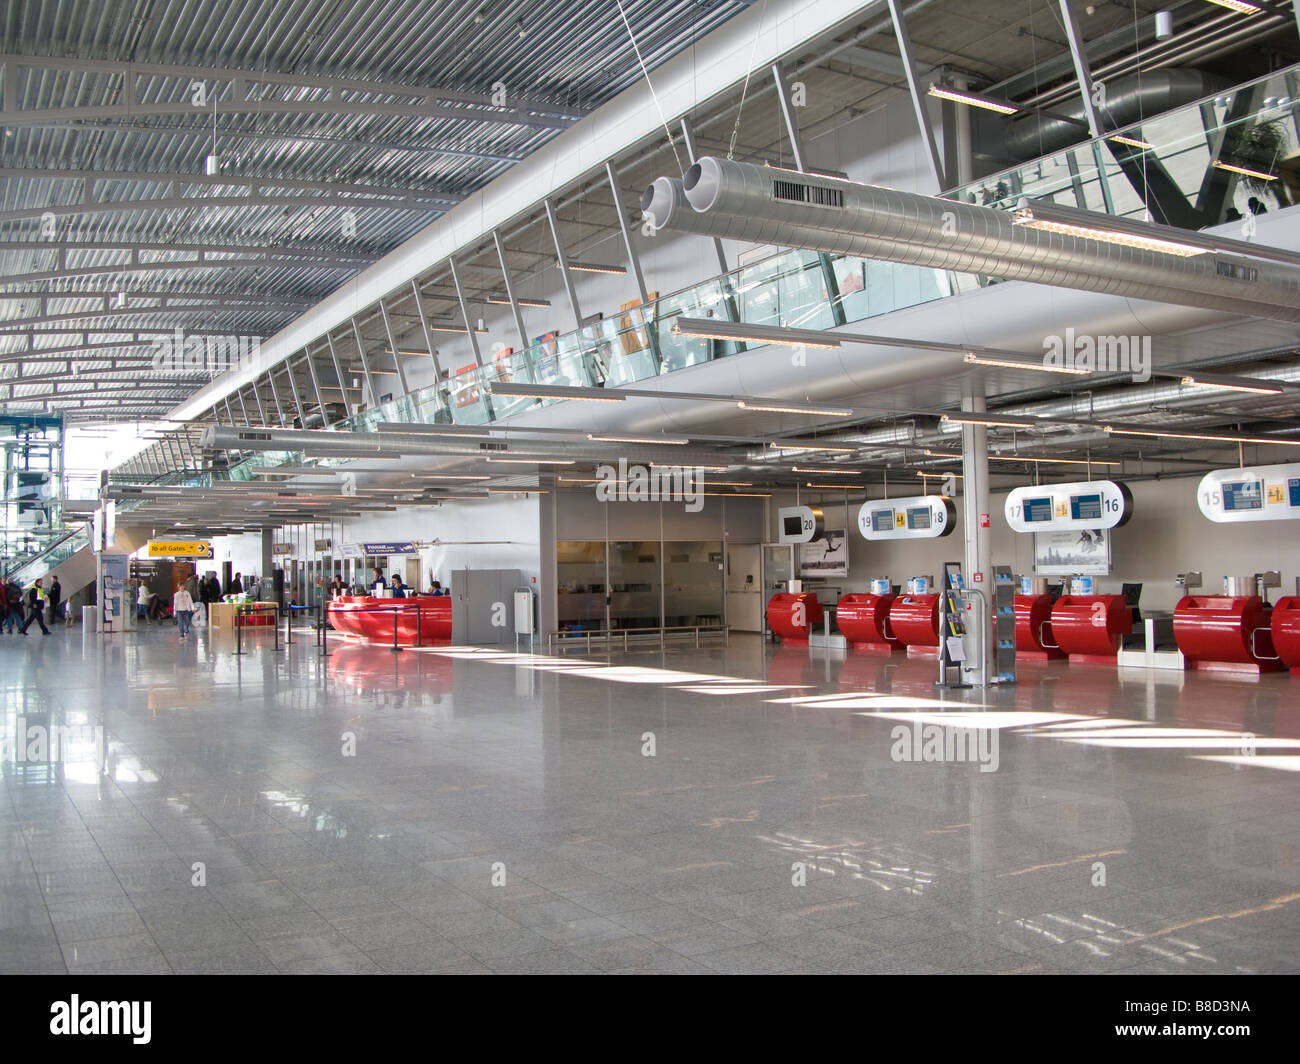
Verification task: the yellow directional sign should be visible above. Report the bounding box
[147,540,213,559]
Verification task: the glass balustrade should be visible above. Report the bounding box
[191,62,1300,484]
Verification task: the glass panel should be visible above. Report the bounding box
[607,539,660,630]
[557,540,606,632]
[763,544,794,595]
[663,541,723,627]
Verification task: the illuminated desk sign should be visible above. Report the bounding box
[778,505,825,544]
[857,495,956,541]
[1198,463,1300,523]
[1004,481,1131,534]
[146,540,213,559]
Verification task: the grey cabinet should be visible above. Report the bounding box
[451,568,524,645]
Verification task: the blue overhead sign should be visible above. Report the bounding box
[362,542,417,556]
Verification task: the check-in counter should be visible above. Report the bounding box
[1271,597,1300,676]
[837,593,901,652]
[888,594,940,657]
[327,595,452,645]
[1050,595,1133,662]
[1013,593,1064,660]
[766,592,823,645]
[1173,595,1281,673]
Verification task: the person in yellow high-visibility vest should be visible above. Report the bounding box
[19,579,50,635]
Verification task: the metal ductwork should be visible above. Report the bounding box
[648,158,1300,323]
[1001,69,1229,161]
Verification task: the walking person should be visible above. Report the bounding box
[19,579,51,635]
[47,575,62,625]
[172,584,195,641]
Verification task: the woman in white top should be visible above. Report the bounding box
[172,586,196,640]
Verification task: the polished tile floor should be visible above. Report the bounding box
[1,621,1297,974]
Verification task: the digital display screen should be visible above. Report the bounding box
[1222,480,1263,512]
[1290,479,1300,507]
[906,507,931,531]
[1070,493,1103,521]
[782,515,803,537]
[871,509,895,533]
[1024,496,1054,523]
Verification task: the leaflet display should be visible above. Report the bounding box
[857,496,956,541]
[1005,481,1132,533]
[1198,463,1300,523]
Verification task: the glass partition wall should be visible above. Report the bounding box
[557,537,727,632]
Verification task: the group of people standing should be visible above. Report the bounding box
[2,575,61,635]
[136,571,224,640]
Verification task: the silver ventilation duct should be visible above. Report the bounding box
[651,158,1300,323]
[1001,69,1228,161]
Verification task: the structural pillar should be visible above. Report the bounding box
[961,388,994,685]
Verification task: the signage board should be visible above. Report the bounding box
[799,529,848,578]
[146,540,213,559]
[777,506,824,544]
[857,495,956,540]
[313,539,332,551]
[362,541,417,556]
[272,544,293,556]
[1005,481,1131,534]
[1198,463,1300,523]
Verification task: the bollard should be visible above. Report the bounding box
[235,606,243,655]
[391,608,402,653]
[416,602,422,648]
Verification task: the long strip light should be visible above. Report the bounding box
[560,260,627,275]
[1180,375,1284,396]
[1105,426,1300,447]
[1212,160,1276,181]
[650,462,731,471]
[924,449,1120,467]
[791,467,862,475]
[770,442,856,453]
[1202,0,1260,14]
[927,84,1017,115]
[737,400,854,417]
[484,457,576,465]
[963,352,1092,375]
[488,382,626,402]
[1012,202,1207,257]
[1108,135,1155,150]
[409,474,492,481]
[487,294,551,307]
[940,412,1040,429]
[672,319,841,349]
[587,433,691,445]
[378,423,491,436]
[804,483,865,490]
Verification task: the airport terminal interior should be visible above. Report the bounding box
[1,0,1299,976]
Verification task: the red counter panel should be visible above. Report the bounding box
[837,593,901,652]
[1272,596,1300,676]
[327,595,452,645]
[766,592,823,645]
[1173,595,1281,672]
[1050,595,1132,661]
[1013,593,1064,660]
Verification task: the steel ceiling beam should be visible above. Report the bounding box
[0,194,451,225]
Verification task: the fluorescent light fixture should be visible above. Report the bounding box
[484,457,575,465]
[924,449,1120,467]
[672,318,841,350]
[425,324,491,334]
[650,462,730,471]
[918,470,962,479]
[587,433,690,445]
[964,352,1092,375]
[1180,375,1284,396]
[487,294,551,307]
[487,488,549,493]
[941,412,1040,429]
[737,400,854,417]
[804,483,863,490]
[770,442,856,453]
[488,382,626,402]
[1012,201,1207,257]
[1202,0,1260,13]
[1108,135,1154,150]
[791,467,862,475]
[409,474,491,480]
[1213,160,1276,181]
[559,260,627,275]
[927,84,1017,115]
[1105,425,1300,447]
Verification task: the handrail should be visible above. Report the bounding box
[548,623,728,653]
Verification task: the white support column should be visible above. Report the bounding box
[961,388,994,685]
